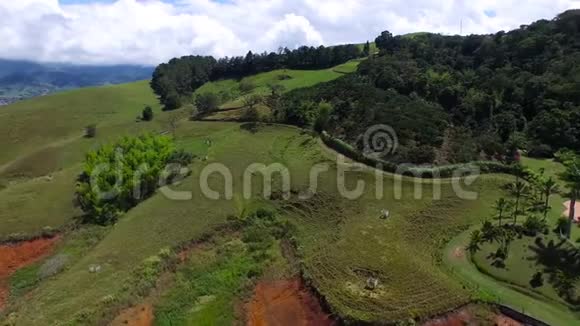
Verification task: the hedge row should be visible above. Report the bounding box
[320,131,518,178]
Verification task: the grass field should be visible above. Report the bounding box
[2,70,579,325]
[195,60,361,110]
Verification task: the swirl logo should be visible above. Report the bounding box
[363,124,398,158]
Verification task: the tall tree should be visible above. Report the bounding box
[509,181,528,225]
[561,156,580,238]
[541,177,559,221]
[494,198,510,226]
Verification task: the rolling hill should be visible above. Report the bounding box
[0,59,153,106]
[0,46,579,326]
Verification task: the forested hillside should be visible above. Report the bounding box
[150,43,368,110]
[278,10,580,165]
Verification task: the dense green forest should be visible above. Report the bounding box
[150,44,366,109]
[279,10,580,165]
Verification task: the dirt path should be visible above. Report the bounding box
[246,278,335,326]
[0,236,60,310]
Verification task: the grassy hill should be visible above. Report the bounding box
[0,60,578,325]
[195,59,362,111]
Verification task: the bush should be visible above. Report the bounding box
[164,92,182,111]
[239,79,256,94]
[38,254,69,279]
[85,124,97,138]
[195,92,220,114]
[75,134,182,224]
[243,106,260,122]
[523,215,547,236]
[320,131,517,178]
[167,149,195,166]
[528,143,554,158]
[142,106,154,121]
[530,271,544,288]
[555,217,570,235]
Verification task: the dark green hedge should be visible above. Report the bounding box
[321,131,517,178]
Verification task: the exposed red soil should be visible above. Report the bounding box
[110,303,154,326]
[0,236,60,310]
[246,278,336,326]
[563,200,580,223]
[422,306,522,326]
[495,315,523,326]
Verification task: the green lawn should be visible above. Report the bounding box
[472,233,579,307]
[443,228,580,326]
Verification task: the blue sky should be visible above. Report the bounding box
[2,1,577,65]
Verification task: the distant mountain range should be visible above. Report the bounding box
[0,59,153,105]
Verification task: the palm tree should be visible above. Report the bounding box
[494,198,510,226]
[509,181,527,225]
[541,177,559,221]
[468,230,483,254]
[561,157,580,239]
[512,163,526,184]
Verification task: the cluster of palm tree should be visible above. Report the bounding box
[468,164,560,256]
[469,153,580,258]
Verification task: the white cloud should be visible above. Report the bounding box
[0,0,578,65]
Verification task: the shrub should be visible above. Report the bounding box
[523,215,547,236]
[164,92,182,111]
[239,79,256,94]
[528,143,554,158]
[195,92,220,114]
[243,106,260,122]
[142,106,154,121]
[75,134,183,224]
[167,149,195,166]
[555,217,570,235]
[85,124,97,138]
[38,254,69,279]
[320,131,517,178]
[530,271,544,288]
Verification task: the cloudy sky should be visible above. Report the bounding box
[0,0,578,66]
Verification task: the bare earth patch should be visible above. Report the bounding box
[422,305,522,326]
[246,278,335,326]
[110,303,154,326]
[0,236,60,310]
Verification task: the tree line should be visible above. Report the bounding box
[150,44,366,110]
[277,10,580,165]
